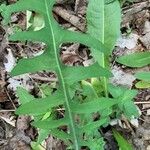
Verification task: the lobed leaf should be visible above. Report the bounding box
[16,91,64,115]
[80,118,108,132]
[71,98,118,114]
[33,118,69,130]
[63,63,112,85]
[16,87,34,104]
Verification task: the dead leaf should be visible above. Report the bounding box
[61,52,83,66]
[0,80,6,87]
[16,116,31,130]
[111,66,135,88]
[116,33,139,50]
[0,92,8,102]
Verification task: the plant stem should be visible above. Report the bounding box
[101,0,108,98]
[45,1,79,149]
[102,54,108,98]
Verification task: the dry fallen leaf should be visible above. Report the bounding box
[4,48,16,72]
[0,80,6,87]
[0,113,16,127]
[116,33,139,50]
[111,66,135,88]
[0,92,8,103]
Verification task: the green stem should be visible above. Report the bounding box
[102,54,108,98]
[101,0,108,98]
[45,1,79,149]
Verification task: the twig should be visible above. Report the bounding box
[30,74,57,82]
[53,6,85,31]
[0,109,15,112]
[122,1,149,25]
[4,88,16,109]
[135,101,150,104]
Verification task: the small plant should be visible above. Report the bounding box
[0,0,140,149]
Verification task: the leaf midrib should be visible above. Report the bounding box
[101,0,108,97]
[44,0,79,149]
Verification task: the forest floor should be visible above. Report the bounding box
[0,0,150,150]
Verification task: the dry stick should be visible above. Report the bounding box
[123,1,149,14]
[122,1,149,25]
[5,88,16,109]
[135,101,150,104]
[53,6,85,31]
[30,74,57,82]
[0,109,15,112]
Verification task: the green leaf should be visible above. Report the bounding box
[135,72,150,89]
[108,84,139,118]
[63,63,112,85]
[80,118,108,132]
[33,118,69,130]
[87,0,121,55]
[117,52,150,67]
[39,84,53,97]
[105,0,116,4]
[16,91,64,115]
[135,81,150,89]
[16,87,34,104]
[124,101,139,118]
[91,78,104,96]
[31,142,45,150]
[135,72,150,81]
[108,84,125,98]
[37,127,71,145]
[71,98,118,114]
[36,129,50,144]
[11,51,56,76]
[87,0,121,97]
[81,80,98,99]
[113,129,133,150]
[87,138,105,150]
[27,11,45,31]
[50,129,72,142]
